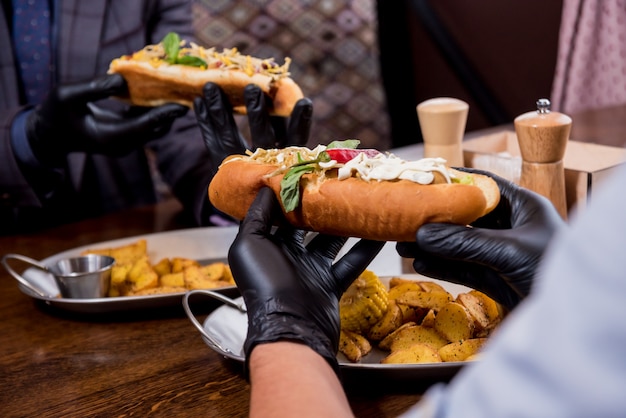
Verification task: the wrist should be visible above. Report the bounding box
[249,342,351,417]
[10,109,41,168]
[244,310,340,380]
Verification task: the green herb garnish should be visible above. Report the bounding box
[162,32,207,68]
[280,165,316,212]
[326,139,360,149]
[279,140,360,212]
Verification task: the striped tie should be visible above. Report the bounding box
[12,0,53,104]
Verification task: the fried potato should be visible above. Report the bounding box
[388,277,422,289]
[183,263,231,290]
[82,239,148,265]
[339,330,365,363]
[222,264,235,285]
[171,257,201,273]
[126,255,159,293]
[200,263,226,280]
[152,257,172,277]
[456,292,493,333]
[388,281,423,299]
[395,289,453,312]
[378,322,417,350]
[420,309,436,328]
[81,239,236,297]
[468,290,504,328]
[367,300,403,341]
[438,338,488,362]
[386,324,449,352]
[381,343,442,364]
[417,281,447,293]
[159,271,185,288]
[109,263,132,297]
[434,301,475,342]
[346,329,372,357]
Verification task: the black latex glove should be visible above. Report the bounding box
[228,187,384,377]
[25,74,189,167]
[193,82,313,177]
[396,168,565,310]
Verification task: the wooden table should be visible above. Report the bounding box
[1,103,623,417]
[0,199,427,418]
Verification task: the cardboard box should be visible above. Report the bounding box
[463,130,626,213]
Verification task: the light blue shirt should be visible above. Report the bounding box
[401,163,626,418]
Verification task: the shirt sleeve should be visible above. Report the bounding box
[10,108,42,169]
[400,163,626,418]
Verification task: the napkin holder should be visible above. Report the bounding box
[463,130,626,213]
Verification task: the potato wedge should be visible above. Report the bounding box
[388,277,422,290]
[126,255,159,293]
[456,292,492,332]
[417,280,447,293]
[339,330,364,362]
[344,329,372,358]
[109,263,132,296]
[420,309,436,328]
[395,290,453,312]
[152,257,172,277]
[199,262,226,280]
[438,338,488,362]
[388,281,423,300]
[381,343,442,364]
[434,301,475,342]
[222,265,235,285]
[82,239,147,265]
[386,324,449,352]
[468,290,503,327]
[171,257,200,273]
[378,322,417,351]
[159,271,185,288]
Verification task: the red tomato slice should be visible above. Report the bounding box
[325,148,381,164]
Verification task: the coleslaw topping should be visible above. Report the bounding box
[226,140,464,212]
[119,32,292,80]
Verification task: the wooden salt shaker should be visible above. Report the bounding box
[515,98,571,220]
[417,97,469,167]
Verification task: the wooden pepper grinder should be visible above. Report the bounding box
[515,98,571,220]
[417,97,469,167]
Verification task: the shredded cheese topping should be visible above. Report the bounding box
[124,40,292,80]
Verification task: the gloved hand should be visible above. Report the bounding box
[396,168,566,310]
[228,187,384,376]
[193,82,313,177]
[25,74,189,167]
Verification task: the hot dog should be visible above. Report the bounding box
[209,140,501,242]
[107,32,304,117]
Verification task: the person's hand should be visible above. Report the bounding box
[228,187,384,376]
[396,168,565,310]
[25,74,189,166]
[193,82,313,176]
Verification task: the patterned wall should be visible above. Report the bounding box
[192,0,391,151]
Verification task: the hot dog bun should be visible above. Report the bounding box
[208,147,501,242]
[107,32,304,117]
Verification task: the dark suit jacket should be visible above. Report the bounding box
[0,0,212,233]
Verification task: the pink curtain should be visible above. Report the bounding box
[551,0,626,114]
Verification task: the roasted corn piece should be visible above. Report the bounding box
[339,270,389,334]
